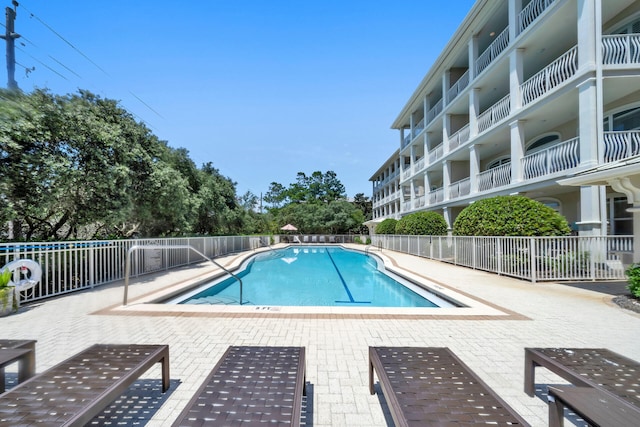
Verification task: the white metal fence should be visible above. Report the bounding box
[0,236,269,304]
[370,235,633,282]
[1,234,632,305]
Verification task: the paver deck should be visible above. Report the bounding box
[2,245,639,426]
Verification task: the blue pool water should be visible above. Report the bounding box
[170,246,454,307]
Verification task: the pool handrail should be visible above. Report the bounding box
[122,244,244,306]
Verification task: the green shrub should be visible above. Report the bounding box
[395,211,447,235]
[453,195,571,236]
[365,237,371,245]
[354,236,363,244]
[625,264,640,298]
[376,218,398,234]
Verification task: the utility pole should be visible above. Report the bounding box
[0,1,20,89]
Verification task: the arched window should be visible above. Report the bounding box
[526,132,561,154]
[486,156,510,170]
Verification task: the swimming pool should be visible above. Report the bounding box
[166,246,456,307]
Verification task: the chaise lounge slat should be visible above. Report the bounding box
[0,343,170,427]
[172,346,306,427]
[369,346,530,427]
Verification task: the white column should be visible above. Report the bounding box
[469,145,479,193]
[443,160,451,201]
[508,0,522,40]
[578,78,599,168]
[443,206,453,233]
[442,71,450,108]
[510,120,525,183]
[577,0,598,70]
[576,185,605,236]
[443,114,451,155]
[469,88,480,138]
[468,36,478,80]
[510,48,524,111]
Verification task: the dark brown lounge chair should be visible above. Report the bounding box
[172,346,306,427]
[0,343,170,427]
[0,339,36,391]
[369,347,530,426]
[524,347,640,426]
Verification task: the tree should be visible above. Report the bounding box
[264,182,287,208]
[396,211,447,235]
[375,218,398,234]
[453,195,571,236]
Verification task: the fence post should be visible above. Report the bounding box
[530,237,537,283]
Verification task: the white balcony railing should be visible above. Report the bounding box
[413,195,426,209]
[478,163,511,192]
[428,143,444,164]
[428,187,445,204]
[602,34,640,65]
[604,131,640,163]
[402,201,412,211]
[518,0,557,35]
[522,137,580,180]
[475,26,509,76]
[401,167,412,181]
[414,157,425,174]
[448,124,471,152]
[446,70,470,103]
[449,177,471,199]
[413,117,425,137]
[426,99,444,125]
[402,133,412,149]
[521,46,578,106]
[477,94,511,133]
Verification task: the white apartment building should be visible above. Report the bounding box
[369,0,640,241]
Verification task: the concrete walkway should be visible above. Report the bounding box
[2,246,639,426]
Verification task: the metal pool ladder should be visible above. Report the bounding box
[122,244,243,306]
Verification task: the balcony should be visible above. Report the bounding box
[447,70,470,103]
[520,46,577,106]
[448,124,470,152]
[475,26,509,76]
[401,167,412,181]
[522,137,579,180]
[477,94,510,133]
[429,187,445,204]
[426,99,444,126]
[449,177,471,199]
[428,143,444,164]
[518,0,557,35]
[478,163,511,192]
[604,131,640,163]
[413,195,426,209]
[414,157,426,174]
[413,117,425,138]
[402,133,412,149]
[602,34,640,66]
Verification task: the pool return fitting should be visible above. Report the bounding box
[122,245,243,306]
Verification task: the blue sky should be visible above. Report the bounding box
[5,0,475,199]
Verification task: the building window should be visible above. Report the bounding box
[536,198,561,213]
[612,16,640,34]
[607,196,633,235]
[526,133,561,154]
[603,105,640,131]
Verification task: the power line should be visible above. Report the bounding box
[16,45,67,80]
[15,2,166,126]
[19,3,110,77]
